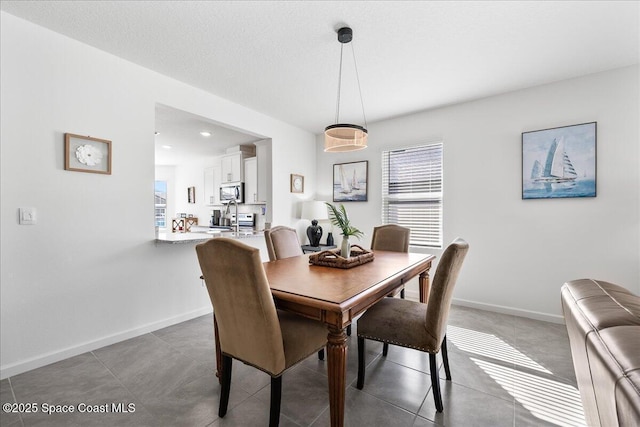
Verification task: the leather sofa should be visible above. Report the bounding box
[561,279,640,426]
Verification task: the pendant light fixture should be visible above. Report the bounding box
[324,27,368,152]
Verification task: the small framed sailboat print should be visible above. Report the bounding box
[522,122,596,200]
[333,161,368,202]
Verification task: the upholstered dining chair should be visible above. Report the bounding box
[264,225,331,360]
[371,224,410,299]
[264,225,304,261]
[356,238,469,413]
[370,224,411,355]
[196,238,328,426]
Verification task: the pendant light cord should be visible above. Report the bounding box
[334,40,368,129]
[350,40,368,130]
[335,44,344,124]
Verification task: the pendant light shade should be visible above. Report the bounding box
[324,27,368,152]
[325,124,368,152]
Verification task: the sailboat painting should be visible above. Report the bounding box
[522,122,596,199]
[333,161,368,202]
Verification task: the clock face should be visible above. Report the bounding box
[291,174,303,193]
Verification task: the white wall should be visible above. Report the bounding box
[0,12,316,379]
[316,66,640,321]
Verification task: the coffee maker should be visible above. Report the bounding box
[210,210,221,226]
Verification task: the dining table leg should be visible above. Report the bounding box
[419,267,432,303]
[326,325,348,427]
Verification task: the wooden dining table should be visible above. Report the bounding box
[214,249,435,427]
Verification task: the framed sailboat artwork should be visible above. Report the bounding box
[522,122,596,200]
[333,161,368,202]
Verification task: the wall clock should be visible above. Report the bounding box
[290,174,304,193]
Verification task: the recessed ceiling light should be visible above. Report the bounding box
[162,145,172,149]
[200,131,211,137]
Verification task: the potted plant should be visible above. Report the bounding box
[325,202,363,258]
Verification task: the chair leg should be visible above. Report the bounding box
[400,288,405,299]
[219,355,233,418]
[429,353,444,412]
[442,335,452,381]
[382,343,389,356]
[357,337,365,389]
[318,349,325,360]
[269,376,282,427]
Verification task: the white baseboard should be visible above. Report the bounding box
[0,306,213,380]
[404,290,564,324]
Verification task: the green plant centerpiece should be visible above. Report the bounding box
[325,202,363,258]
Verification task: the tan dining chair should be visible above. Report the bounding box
[196,238,328,426]
[370,224,411,355]
[264,225,304,261]
[371,224,410,300]
[264,225,331,360]
[356,238,469,413]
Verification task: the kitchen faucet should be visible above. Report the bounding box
[224,200,239,234]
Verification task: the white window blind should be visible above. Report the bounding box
[382,143,443,248]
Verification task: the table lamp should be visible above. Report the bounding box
[301,201,329,247]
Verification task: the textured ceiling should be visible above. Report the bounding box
[2,1,639,162]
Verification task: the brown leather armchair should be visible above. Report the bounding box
[196,238,327,426]
[561,279,640,427]
[356,238,469,413]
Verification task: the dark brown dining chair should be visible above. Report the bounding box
[356,238,469,413]
[196,238,328,427]
[264,226,329,359]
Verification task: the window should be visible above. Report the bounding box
[155,180,167,228]
[382,143,443,248]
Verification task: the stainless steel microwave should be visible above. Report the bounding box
[220,183,244,204]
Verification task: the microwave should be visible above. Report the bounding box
[220,183,244,204]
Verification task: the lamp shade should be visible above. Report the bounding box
[324,124,368,152]
[301,201,329,221]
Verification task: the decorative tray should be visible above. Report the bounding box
[308,244,374,269]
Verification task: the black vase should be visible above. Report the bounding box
[326,232,334,246]
[306,220,323,247]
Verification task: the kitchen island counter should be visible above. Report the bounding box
[156,230,264,244]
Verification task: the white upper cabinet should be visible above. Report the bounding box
[244,157,258,204]
[204,166,221,205]
[221,152,244,183]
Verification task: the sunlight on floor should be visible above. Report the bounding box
[473,358,586,427]
[447,325,551,373]
[447,325,586,427]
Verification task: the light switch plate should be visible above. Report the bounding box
[19,207,36,225]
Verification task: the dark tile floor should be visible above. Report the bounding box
[1,305,586,426]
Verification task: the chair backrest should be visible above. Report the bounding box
[424,238,469,350]
[264,225,303,261]
[371,224,410,253]
[196,238,286,375]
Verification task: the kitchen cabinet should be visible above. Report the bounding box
[203,166,221,205]
[244,157,258,204]
[221,152,244,183]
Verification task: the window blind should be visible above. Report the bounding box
[382,143,443,248]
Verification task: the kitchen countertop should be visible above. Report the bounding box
[156,230,264,244]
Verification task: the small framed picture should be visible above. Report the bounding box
[187,186,196,204]
[64,133,111,174]
[290,174,304,193]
